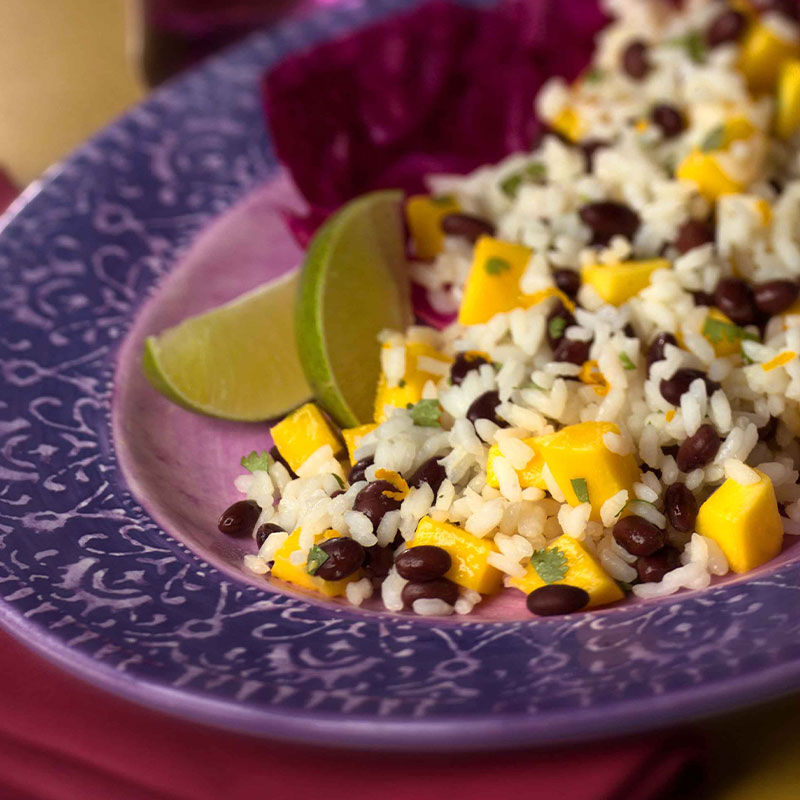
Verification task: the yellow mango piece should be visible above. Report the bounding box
[271,529,362,597]
[509,534,624,608]
[458,236,534,325]
[739,20,800,94]
[373,342,452,423]
[776,59,800,139]
[410,516,503,594]
[270,402,343,473]
[721,115,758,146]
[696,469,783,573]
[677,150,744,201]
[406,194,461,260]
[581,259,669,306]
[551,107,583,143]
[342,424,377,465]
[536,421,641,522]
[486,437,549,491]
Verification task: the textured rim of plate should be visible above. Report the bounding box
[2,0,800,752]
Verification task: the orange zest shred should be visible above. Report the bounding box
[762,351,797,371]
[578,360,610,396]
[374,469,410,501]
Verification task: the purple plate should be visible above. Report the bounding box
[3,0,800,752]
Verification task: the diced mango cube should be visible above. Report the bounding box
[270,402,343,473]
[676,150,744,201]
[486,437,549,491]
[776,59,800,139]
[410,516,503,594]
[695,469,783,573]
[536,421,641,522]
[458,236,534,325]
[342,424,377,465]
[739,20,800,94]
[271,529,362,597]
[406,194,461,260]
[551,107,584,143]
[373,342,452,423]
[581,259,669,306]
[509,534,624,608]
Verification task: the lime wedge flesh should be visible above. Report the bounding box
[143,270,311,421]
[295,190,412,428]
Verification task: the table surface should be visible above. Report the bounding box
[1,2,799,798]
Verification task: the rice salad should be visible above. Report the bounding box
[219,0,800,617]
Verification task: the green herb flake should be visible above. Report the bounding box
[306,544,329,576]
[525,161,547,181]
[619,352,636,370]
[485,256,511,276]
[702,315,758,345]
[398,379,407,388]
[499,162,546,198]
[430,194,456,206]
[700,124,725,153]
[522,380,544,391]
[331,473,345,490]
[548,315,567,340]
[409,398,442,428]
[240,450,273,473]
[583,67,604,84]
[571,477,590,504]
[667,31,707,64]
[500,173,523,198]
[616,580,635,593]
[531,547,569,584]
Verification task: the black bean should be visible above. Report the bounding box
[613,515,666,556]
[407,458,446,495]
[348,457,373,485]
[664,483,698,533]
[270,445,297,479]
[676,424,721,473]
[661,443,680,459]
[466,390,507,427]
[315,537,366,581]
[706,9,747,47]
[622,39,650,80]
[623,322,636,338]
[647,332,679,373]
[714,277,757,325]
[218,500,261,537]
[691,290,716,307]
[402,578,459,607]
[330,490,345,499]
[353,480,403,527]
[395,546,452,582]
[758,416,778,442]
[546,301,576,348]
[581,138,610,171]
[753,280,799,315]
[450,352,490,386]
[363,545,394,582]
[659,368,720,406]
[255,522,285,548]
[552,336,591,365]
[553,268,581,298]
[579,201,640,246]
[675,219,715,254]
[441,212,496,244]
[636,547,681,583]
[761,0,800,22]
[526,584,590,616]
[651,104,686,139]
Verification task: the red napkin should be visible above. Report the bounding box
[0,629,704,800]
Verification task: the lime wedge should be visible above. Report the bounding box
[142,270,311,421]
[295,190,412,428]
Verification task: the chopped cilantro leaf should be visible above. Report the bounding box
[667,31,707,64]
[409,399,442,428]
[531,547,569,584]
[571,477,590,504]
[700,124,725,153]
[523,380,544,390]
[583,67,604,84]
[500,173,523,198]
[525,162,547,181]
[499,162,546,198]
[548,316,567,340]
[306,544,329,576]
[331,473,345,490]
[240,450,273,473]
[485,256,511,276]
[616,580,635,593]
[619,352,636,370]
[702,316,758,344]
[398,378,407,388]
[430,194,455,206]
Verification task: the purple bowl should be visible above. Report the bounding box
[2,0,800,751]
